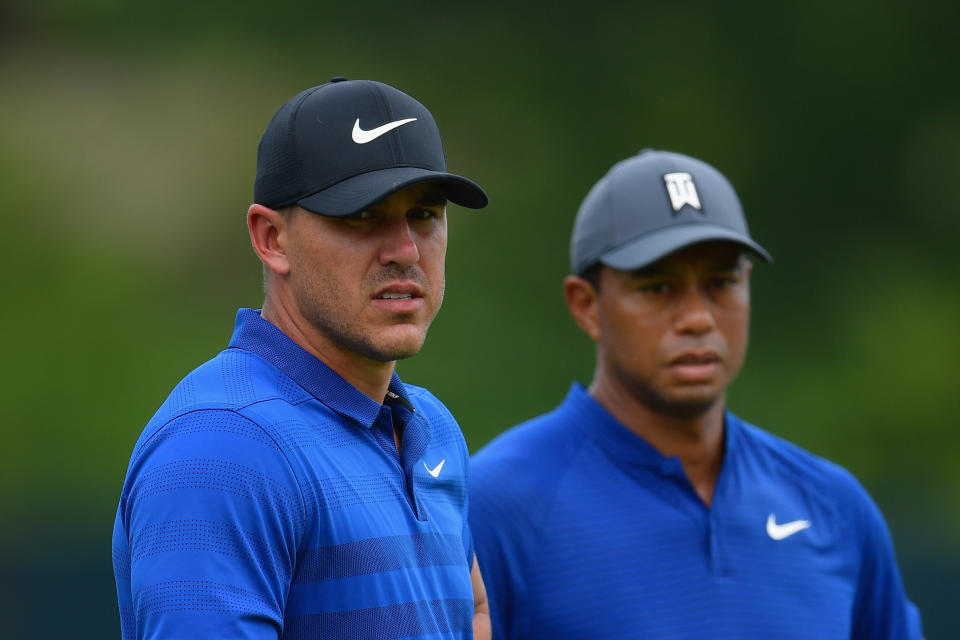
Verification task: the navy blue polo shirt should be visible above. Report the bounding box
[113,308,474,639]
[470,384,922,639]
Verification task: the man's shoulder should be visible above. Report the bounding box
[470,402,583,516]
[158,348,311,416]
[731,413,870,502]
[131,348,314,458]
[474,401,581,468]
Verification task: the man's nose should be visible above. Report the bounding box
[673,287,716,335]
[378,217,420,267]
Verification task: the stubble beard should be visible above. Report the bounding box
[306,305,429,363]
[647,388,724,420]
[617,362,726,421]
[297,266,443,363]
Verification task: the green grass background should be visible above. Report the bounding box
[1,1,957,636]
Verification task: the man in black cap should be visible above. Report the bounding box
[469,149,922,638]
[113,78,490,639]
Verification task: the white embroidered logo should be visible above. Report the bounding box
[424,460,446,478]
[663,172,702,212]
[766,514,811,540]
[351,117,418,144]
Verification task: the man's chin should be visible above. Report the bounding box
[367,346,422,363]
[359,332,428,363]
[649,385,724,418]
[666,394,722,418]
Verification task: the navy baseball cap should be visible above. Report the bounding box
[254,77,488,216]
[570,149,772,274]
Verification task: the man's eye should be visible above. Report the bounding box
[639,282,670,294]
[340,210,373,222]
[712,275,739,288]
[408,209,439,220]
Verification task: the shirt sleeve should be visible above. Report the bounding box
[462,518,475,566]
[849,480,924,640]
[461,435,475,565]
[469,461,533,640]
[114,409,304,640]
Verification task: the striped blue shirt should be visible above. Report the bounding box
[470,384,922,639]
[113,308,474,639]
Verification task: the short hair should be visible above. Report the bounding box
[579,262,604,291]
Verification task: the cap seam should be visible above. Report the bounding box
[287,86,325,203]
[369,82,404,166]
[579,176,616,273]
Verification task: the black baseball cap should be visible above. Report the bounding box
[570,149,772,274]
[254,77,488,216]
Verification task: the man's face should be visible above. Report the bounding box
[592,241,752,417]
[283,182,448,363]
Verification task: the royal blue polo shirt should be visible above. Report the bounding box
[113,308,475,639]
[469,384,922,639]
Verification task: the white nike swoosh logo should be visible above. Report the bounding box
[351,117,417,144]
[424,459,445,478]
[766,513,811,540]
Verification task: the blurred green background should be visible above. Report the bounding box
[1,0,957,636]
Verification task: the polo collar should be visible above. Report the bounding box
[227,308,411,429]
[563,383,739,473]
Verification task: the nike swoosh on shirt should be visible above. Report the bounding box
[352,117,417,144]
[766,513,811,540]
[424,459,445,478]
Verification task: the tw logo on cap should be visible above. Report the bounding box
[663,172,702,213]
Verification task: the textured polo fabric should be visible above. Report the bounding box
[113,308,474,639]
[469,384,922,639]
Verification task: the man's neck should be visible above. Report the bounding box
[261,298,395,403]
[589,373,726,506]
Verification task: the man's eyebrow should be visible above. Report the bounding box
[627,255,745,278]
[713,257,745,271]
[627,264,665,279]
[416,193,448,207]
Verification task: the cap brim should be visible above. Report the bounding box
[598,223,773,272]
[296,167,488,217]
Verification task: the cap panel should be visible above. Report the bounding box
[370,82,448,171]
[570,175,615,273]
[570,149,771,273]
[291,82,441,193]
[605,152,746,246]
[254,86,321,208]
[253,78,486,212]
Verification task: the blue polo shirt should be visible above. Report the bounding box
[113,308,475,639]
[469,384,922,639]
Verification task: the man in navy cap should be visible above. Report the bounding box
[469,149,921,639]
[113,78,490,639]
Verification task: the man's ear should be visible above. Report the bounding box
[563,274,601,341]
[247,204,291,276]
